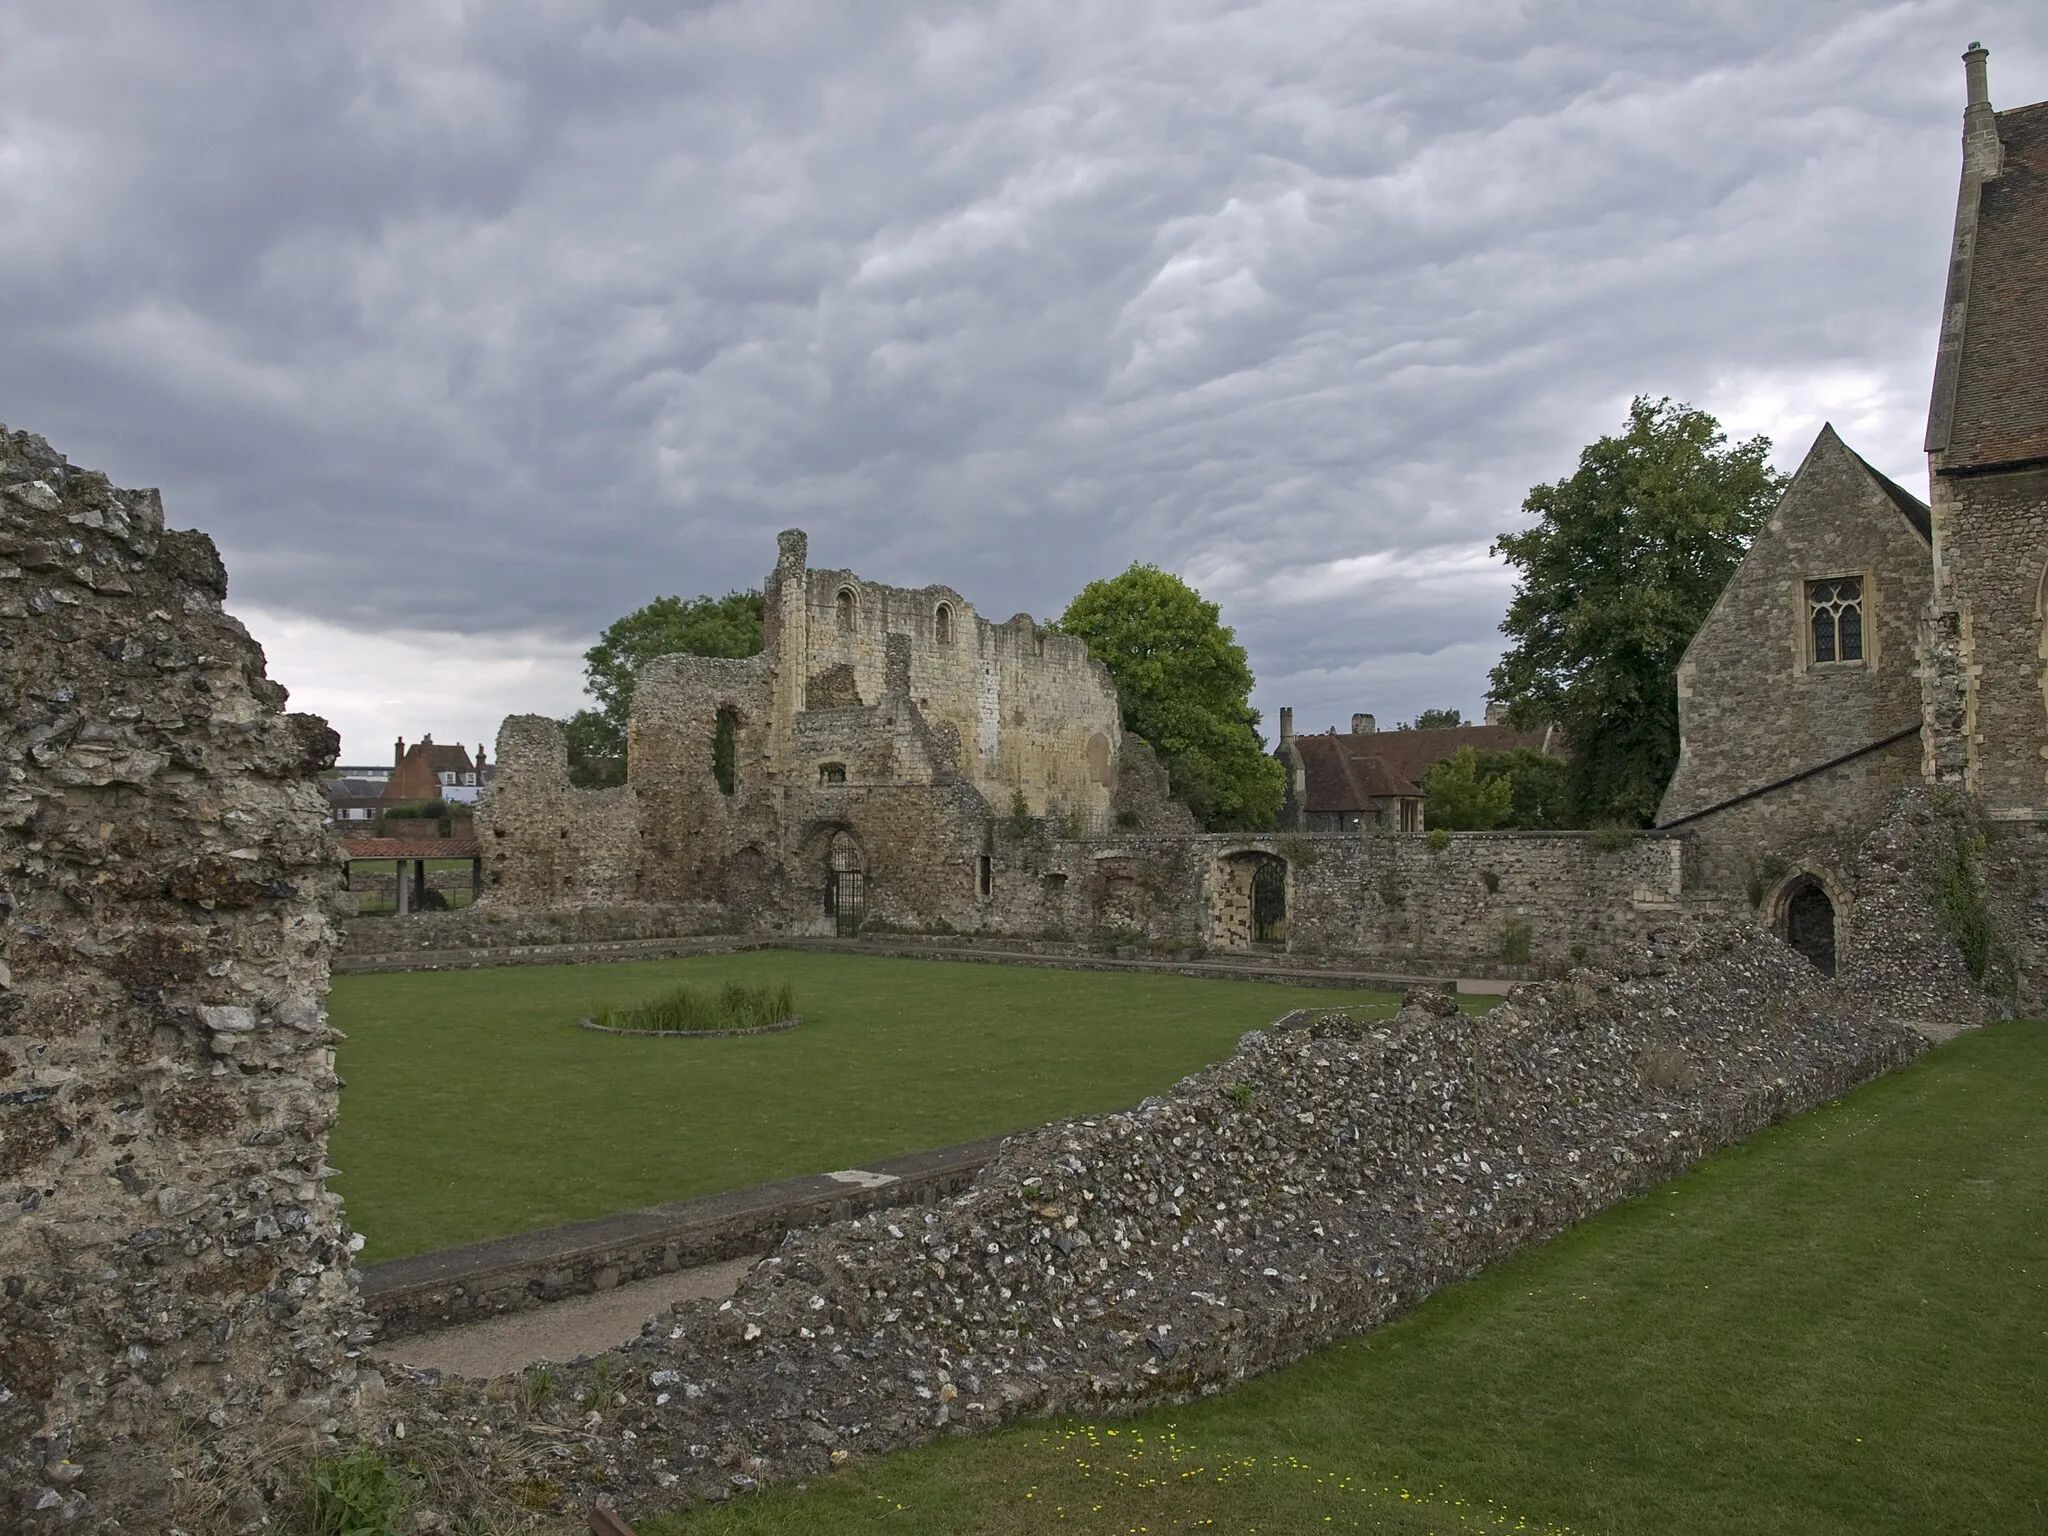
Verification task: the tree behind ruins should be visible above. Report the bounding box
[1053,564,1286,831]
[1489,396,1784,826]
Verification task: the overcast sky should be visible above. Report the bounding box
[4,3,2044,763]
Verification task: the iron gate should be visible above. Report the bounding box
[827,869,866,937]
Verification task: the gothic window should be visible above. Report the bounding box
[935,602,954,644]
[1807,577,1863,664]
[818,761,846,786]
[836,587,857,633]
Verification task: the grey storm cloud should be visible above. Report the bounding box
[3,0,2046,745]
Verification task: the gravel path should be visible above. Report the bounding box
[373,1255,760,1380]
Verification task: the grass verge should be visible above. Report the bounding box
[649,1019,2048,1536]
[327,951,1403,1260]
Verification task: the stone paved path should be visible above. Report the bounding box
[372,1254,759,1380]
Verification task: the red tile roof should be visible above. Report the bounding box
[1286,736,1423,814]
[337,837,481,860]
[1285,724,1561,813]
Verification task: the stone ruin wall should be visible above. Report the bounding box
[1009,828,1685,973]
[383,876,1975,1523]
[0,428,366,1531]
[769,530,1126,828]
[1927,465,2048,815]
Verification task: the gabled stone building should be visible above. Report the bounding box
[1658,44,2047,990]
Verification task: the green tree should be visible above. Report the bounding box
[1489,397,1785,825]
[1481,746,1575,830]
[569,590,765,759]
[1401,708,1464,730]
[1052,565,1285,831]
[1420,747,1513,830]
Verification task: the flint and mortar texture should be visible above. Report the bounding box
[0,427,365,1531]
[382,869,1972,1519]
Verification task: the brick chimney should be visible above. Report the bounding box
[394,736,404,766]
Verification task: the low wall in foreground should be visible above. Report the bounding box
[383,914,1937,1521]
[364,1139,1003,1341]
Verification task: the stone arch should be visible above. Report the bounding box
[824,828,866,935]
[1210,848,1288,949]
[935,601,954,644]
[1766,867,1848,976]
[836,586,858,633]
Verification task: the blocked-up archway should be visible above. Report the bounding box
[1211,850,1288,949]
[1775,873,1839,976]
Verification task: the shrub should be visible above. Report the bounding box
[591,981,797,1034]
[420,798,448,819]
[1426,827,1450,853]
[1932,829,2003,989]
[1006,789,1035,841]
[1588,822,1636,854]
[1480,869,1501,894]
[381,805,418,820]
[1502,918,1533,964]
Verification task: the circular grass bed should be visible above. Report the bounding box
[582,979,798,1037]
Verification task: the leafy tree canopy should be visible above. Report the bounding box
[1420,748,1512,830]
[1421,746,1575,831]
[1401,708,1464,730]
[1052,564,1285,832]
[569,590,765,760]
[1489,396,1785,826]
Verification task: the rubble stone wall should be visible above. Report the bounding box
[394,910,1939,1521]
[0,428,365,1531]
[1928,465,2048,816]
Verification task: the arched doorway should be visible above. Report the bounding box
[825,831,866,937]
[1777,874,1837,976]
[1211,850,1287,949]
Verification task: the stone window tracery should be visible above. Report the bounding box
[1807,577,1863,664]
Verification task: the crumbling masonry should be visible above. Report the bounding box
[0,426,368,1528]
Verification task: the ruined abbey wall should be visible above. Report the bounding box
[767,531,1124,828]
[0,428,365,1531]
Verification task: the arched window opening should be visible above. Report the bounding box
[977,854,992,897]
[1807,577,1863,663]
[1779,875,1837,976]
[818,761,847,786]
[713,707,739,795]
[836,587,857,633]
[935,602,955,644]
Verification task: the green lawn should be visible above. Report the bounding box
[327,952,1397,1260]
[652,1020,2048,1536]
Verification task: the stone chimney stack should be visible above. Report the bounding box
[1351,713,1376,734]
[1279,706,1293,742]
[1485,700,1509,726]
[1963,43,2000,176]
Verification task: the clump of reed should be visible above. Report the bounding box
[590,980,796,1034]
